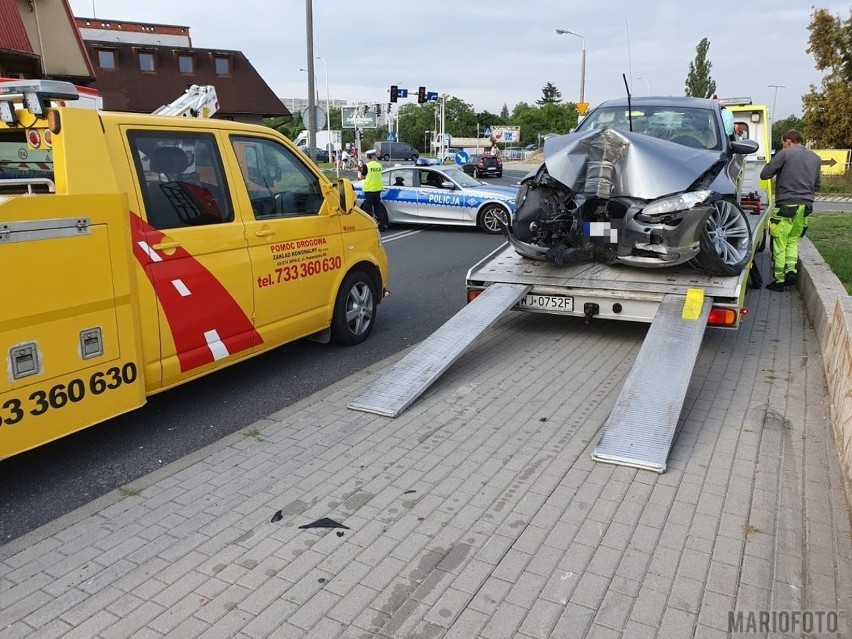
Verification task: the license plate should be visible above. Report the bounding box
[518,294,574,312]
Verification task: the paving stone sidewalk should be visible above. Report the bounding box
[1,254,851,639]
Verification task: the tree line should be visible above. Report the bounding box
[269,7,849,154]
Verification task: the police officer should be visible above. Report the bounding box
[760,129,822,291]
[362,149,389,231]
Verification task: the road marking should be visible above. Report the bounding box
[382,229,425,242]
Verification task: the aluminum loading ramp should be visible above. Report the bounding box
[348,283,530,417]
[592,292,712,473]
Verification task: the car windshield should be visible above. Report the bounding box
[444,166,482,187]
[575,105,722,150]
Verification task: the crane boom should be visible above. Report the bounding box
[153,84,219,118]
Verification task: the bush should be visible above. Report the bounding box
[819,172,852,194]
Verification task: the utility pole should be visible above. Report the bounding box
[304,0,317,163]
[768,84,786,118]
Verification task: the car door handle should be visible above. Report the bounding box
[255,229,275,237]
[152,241,180,250]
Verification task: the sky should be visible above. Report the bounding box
[69,0,849,121]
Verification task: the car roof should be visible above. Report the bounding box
[593,96,715,109]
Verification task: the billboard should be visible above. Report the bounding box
[491,126,521,143]
[342,106,378,129]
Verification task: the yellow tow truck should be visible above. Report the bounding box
[0,80,389,459]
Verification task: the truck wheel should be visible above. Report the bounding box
[692,200,753,276]
[330,270,377,345]
[382,154,390,161]
[478,205,508,234]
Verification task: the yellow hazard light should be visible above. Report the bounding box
[48,110,61,135]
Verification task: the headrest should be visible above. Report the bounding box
[150,146,190,175]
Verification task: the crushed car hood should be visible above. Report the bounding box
[541,127,724,200]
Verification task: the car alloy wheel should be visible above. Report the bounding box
[478,205,508,234]
[693,200,752,276]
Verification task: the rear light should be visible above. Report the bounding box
[707,307,738,327]
[467,288,484,303]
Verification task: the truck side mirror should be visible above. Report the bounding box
[337,177,356,214]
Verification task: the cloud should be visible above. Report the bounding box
[72,0,849,119]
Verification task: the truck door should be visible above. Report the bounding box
[127,130,258,388]
[227,135,346,348]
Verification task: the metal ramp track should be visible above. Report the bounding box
[348,283,531,417]
[592,292,712,473]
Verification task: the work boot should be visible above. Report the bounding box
[783,272,798,287]
[766,281,786,292]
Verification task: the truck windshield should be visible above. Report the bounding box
[0,130,55,193]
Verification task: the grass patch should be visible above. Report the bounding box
[819,172,852,195]
[243,428,262,440]
[807,210,852,294]
[118,487,141,498]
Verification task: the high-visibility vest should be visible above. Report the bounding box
[363,160,384,192]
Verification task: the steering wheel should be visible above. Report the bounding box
[671,135,705,149]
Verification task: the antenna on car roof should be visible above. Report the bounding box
[622,73,633,132]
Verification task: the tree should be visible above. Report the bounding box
[511,101,578,145]
[500,103,510,119]
[771,115,804,151]
[536,82,562,106]
[684,38,716,98]
[802,8,852,148]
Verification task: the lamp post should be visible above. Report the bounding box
[768,84,786,118]
[637,76,650,96]
[556,28,585,106]
[316,56,335,175]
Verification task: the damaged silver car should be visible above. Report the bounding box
[506,97,760,275]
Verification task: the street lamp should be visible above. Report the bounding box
[316,56,335,175]
[637,76,650,96]
[768,84,786,118]
[556,28,585,106]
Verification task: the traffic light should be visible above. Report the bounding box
[417,86,426,104]
[375,104,382,115]
[390,85,398,103]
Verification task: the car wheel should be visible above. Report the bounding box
[410,154,418,161]
[382,154,390,161]
[692,200,753,276]
[473,168,481,178]
[330,270,377,345]
[496,172,503,178]
[478,204,508,234]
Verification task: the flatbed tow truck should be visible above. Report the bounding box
[349,100,772,474]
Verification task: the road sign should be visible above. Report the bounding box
[576,102,590,115]
[456,151,469,166]
[300,106,326,131]
[398,88,408,98]
[387,131,397,142]
[426,92,439,102]
[483,127,492,137]
[814,149,850,175]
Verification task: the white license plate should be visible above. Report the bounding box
[518,294,574,312]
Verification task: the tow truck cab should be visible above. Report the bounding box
[0,80,389,459]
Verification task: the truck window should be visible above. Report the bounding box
[230,136,324,219]
[129,130,233,230]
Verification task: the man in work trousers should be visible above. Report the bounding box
[362,149,389,231]
[759,129,822,291]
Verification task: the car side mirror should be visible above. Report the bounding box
[730,139,759,155]
[441,181,455,189]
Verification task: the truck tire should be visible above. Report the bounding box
[330,270,377,345]
[692,200,752,276]
[382,154,390,161]
[478,204,509,234]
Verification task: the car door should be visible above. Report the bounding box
[227,134,346,348]
[415,168,466,223]
[127,129,258,389]
[382,167,418,223]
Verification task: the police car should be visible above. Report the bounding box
[353,165,518,234]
